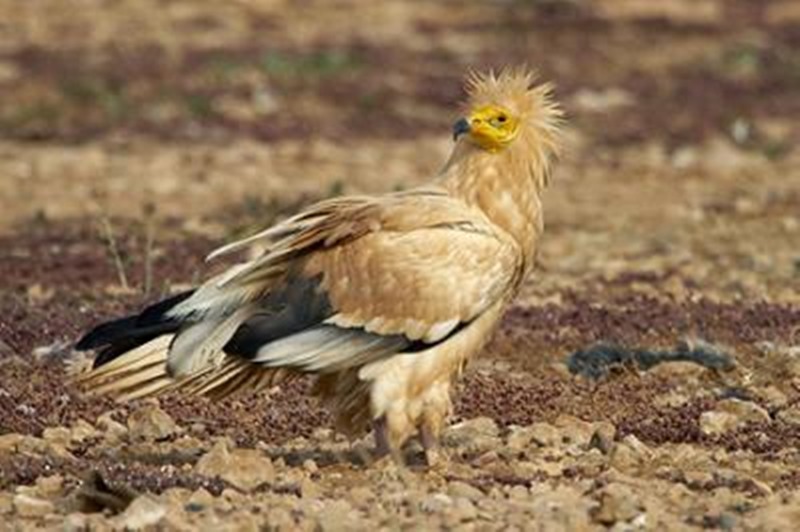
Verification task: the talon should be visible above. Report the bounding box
[372,416,391,458]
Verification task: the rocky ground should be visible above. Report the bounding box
[1,0,799,530]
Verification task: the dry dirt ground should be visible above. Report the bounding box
[1,0,800,530]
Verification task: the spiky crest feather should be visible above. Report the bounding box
[460,66,564,188]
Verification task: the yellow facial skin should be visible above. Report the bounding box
[461,105,520,152]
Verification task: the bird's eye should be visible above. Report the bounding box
[497,115,507,123]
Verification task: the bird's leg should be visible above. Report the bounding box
[372,416,407,467]
[372,416,392,458]
[419,424,444,468]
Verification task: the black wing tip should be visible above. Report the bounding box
[74,326,115,351]
[74,335,96,351]
[75,290,195,352]
[92,343,132,368]
[74,316,138,351]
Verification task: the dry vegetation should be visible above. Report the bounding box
[1,0,799,529]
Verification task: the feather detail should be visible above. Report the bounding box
[75,335,172,399]
[166,305,253,377]
[249,325,407,373]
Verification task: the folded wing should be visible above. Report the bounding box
[76,188,521,400]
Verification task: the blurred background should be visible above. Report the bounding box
[1,0,800,475]
[1,0,798,227]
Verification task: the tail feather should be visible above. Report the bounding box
[73,288,268,402]
[209,367,253,400]
[76,335,172,386]
[73,274,406,405]
[116,377,176,402]
[92,335,168,369]
[91,363,167,397]
[182,360,244,396]
[179,358,291,400]
[76,336,172,398]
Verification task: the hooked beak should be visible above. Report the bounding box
[452,117,471,141]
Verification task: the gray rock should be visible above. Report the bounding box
[701,399,770,436]
[32,475,65,499]
[300,477,322,499]
[113,495,166,529]
[700,411,740,437]
[447,481,484,502]
[777,406,800,426]
[420,493,453,513]
[443,417,500,445]
[0,433,23,454]
[185,487,214,512]
[592,482,643,525]
[13,493,55,517]
[195,440,275,492]
[266,507,296,529]
[609,435,653,473]
[127,403,181,441]
[553,415,595,448]
[505,425,535,451]
[446,497,478,525]
[42,427,72,448]
[62,513,89,532]
[528,485,595,530]
[96,412,128,443]
[748,492,800,530]
[69,420,98,443]
[589,422,617,454]
[757,386,788,410]
[318,499,360,532]
[716,399,770,424]
[442,417,501,455]
[528,423,562,448]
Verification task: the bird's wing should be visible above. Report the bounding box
[303,219,521,343]
[169,186,521,330]
[77,187,522,400]
[179,186,521,368]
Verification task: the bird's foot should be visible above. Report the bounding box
[419,424,448,471]
[371,416,406,467]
